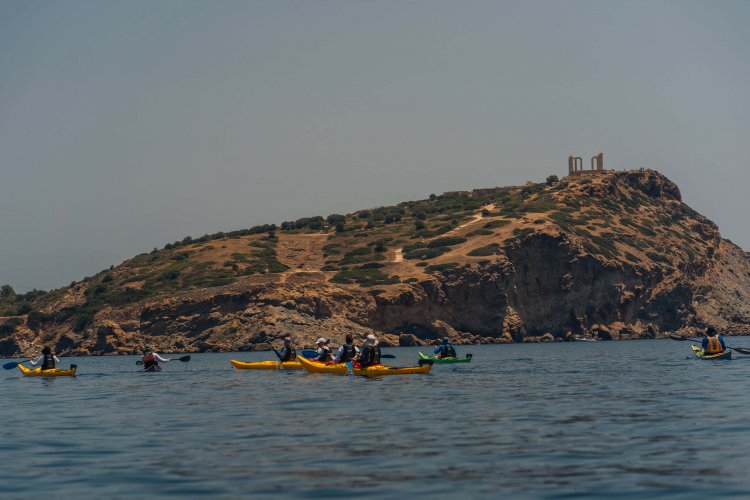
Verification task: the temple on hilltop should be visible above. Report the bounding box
[568,153,607,177]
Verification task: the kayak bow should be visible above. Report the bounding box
[691,345,731,360]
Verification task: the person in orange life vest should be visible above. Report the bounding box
[701,326,726,354]
[30,346,60,370]
[142,348,172,371]
[315,338,333,362]
[355,334,381,367]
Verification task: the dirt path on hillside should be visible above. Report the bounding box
[392,204,494,263]
[276,233,329,283]
[448,204,495,234]
[393,248,403,263]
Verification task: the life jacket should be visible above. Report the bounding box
[705,335,724,355]
[317,346,332,362]
[143,353,158,370]
[41,354,55,370]
[339,344,356,363]
[359,345,381,366]
[440,344,457,358]
[280,346,296,362]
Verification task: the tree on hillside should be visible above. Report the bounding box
[546,175,559,186]
[0,285,15,301]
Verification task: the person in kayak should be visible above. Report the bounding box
[355,334,381,367]
[315,338,333,363]
[701,327,726,355]
[333,334,358,364]
[29,346,60,370]
[278,336,296,362]
[142,348,172,371]
[433,337,457,359]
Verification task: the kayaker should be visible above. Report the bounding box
[333,334,358,364]
[315,338,333,362]
[433,337,457,359]
[29,346,60,370]
[278,336,296,362]
[142,348,172,371]
[355,334,381,367]
[701,327,726,355]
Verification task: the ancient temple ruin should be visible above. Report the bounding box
[568,153,605,177]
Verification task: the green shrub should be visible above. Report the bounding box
[466,229,494,237]
[624,252,639,263]
[646,251,670,264]
[358,262,385,269]
[428,236,466,248]
[162,270,180,280]
[72,313,94,333]
[330,268,400,287]
[404,247,448,260]
[483,219,510,229]
[468,244,501,257]
[425,263,459,273]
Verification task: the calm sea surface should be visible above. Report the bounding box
[3,340,750,499]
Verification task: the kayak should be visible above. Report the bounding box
[418,352,472,363]
[691,345,731,360]
[142,365,162,372]
[230,359,303,370]
[297,355,432,377]
[18,364,77,377]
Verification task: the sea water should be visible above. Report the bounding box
[2,340,750,498]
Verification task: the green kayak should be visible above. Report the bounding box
[418,352,472,364]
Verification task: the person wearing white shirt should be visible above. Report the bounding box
[30,346,60,370]
[142,349,171,372]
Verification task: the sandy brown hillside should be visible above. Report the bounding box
[1,169,749,356]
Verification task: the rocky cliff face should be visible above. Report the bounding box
[2,169,749,356]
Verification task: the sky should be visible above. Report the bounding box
[1,0,748,292]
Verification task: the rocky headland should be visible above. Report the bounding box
[2,169,749,356]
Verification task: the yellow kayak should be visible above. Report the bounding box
[296,355,432,377]
[18,364,77,377]
[230,359,303,370]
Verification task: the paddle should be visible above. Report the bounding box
[270,346,283,361]
[668,334,750,355]
[3,359,32,370]
[135,355,191,365]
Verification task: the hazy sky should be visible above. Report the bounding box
[1,0,748,292]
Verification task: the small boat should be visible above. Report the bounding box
[18,364,77,377]
[296,355,432,377]
[142,365,162,372]
[230,359,303,370]
[418,352,472,363]
[691,345,731,360]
